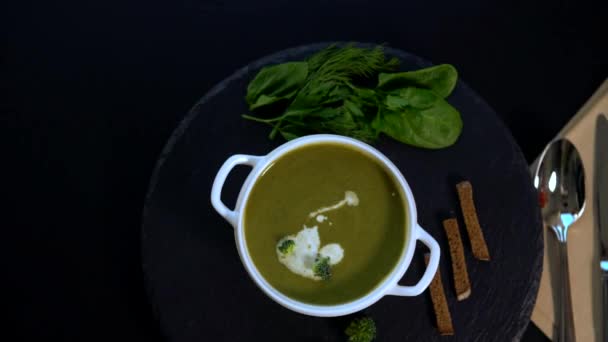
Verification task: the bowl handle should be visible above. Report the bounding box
[211,154,264,228]
[387,224,440,296]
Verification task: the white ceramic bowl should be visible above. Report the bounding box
[211,134,440,317]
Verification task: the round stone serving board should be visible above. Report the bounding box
[141,42,543,342]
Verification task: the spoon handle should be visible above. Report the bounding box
[557,241,576,342]
[602,264,608,342]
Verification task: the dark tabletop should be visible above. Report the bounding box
[3,0,607,341]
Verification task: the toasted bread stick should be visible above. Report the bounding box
[443,218,471,301]
[425,254,454,335]
[456,181,490,261]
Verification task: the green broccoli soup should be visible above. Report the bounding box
[244,143,408,305]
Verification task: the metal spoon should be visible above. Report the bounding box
[534,138,586,342]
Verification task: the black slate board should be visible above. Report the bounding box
[141,43,543,342]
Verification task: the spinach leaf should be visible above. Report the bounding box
[343,99,365,118]
[246,61,308,110]
[305,107,376,142]
[279,130,298,141]
[384,87,439,110]
[373,88,462,149]
[378,64,458,98]
[289,81,350,110]
[351,87,381,109]
[278,103,377,142]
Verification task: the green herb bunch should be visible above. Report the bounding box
[345,316,376,342]
[243,44,462,149]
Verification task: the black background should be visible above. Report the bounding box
[2,0,607,341]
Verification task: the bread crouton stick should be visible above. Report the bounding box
[443,218,471,300]
[456,181,490,261]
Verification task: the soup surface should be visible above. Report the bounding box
[244,142,408,305]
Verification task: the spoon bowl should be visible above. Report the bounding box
[534,138,586,342]
[535,139,586,240]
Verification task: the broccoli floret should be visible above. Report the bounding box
[277,239,295,255]
[345,317,376,342]
[312,255,331,280]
